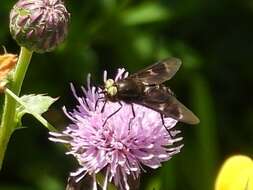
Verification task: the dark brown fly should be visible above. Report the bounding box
[103,57,200,125]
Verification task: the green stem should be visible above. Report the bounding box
[0,47,33,169]
[5,88,57,132]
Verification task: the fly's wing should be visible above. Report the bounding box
[138,86,200,125]
[163,96,200,124]
[129,57,182,85]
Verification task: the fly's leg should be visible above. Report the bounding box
[101,99,107,113]
[160,113,172,137]
[94,97,104,111]
[128,104,136,130]
[102,101,123,127]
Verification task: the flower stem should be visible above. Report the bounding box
[0,47,33,170]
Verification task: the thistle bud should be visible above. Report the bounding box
[9,0,70,53]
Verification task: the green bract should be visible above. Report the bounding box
[9,0,70,53]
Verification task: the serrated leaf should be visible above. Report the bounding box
[5,88,57,131]
[16,94,58,119]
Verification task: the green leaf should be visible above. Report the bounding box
[133,34,154,59]
[122,3,170,26]
[16,94,58,120]
[5,89,57,131]
[190,75,218,190]
[145,177,161,190]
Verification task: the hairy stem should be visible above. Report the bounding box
[0,47,33,169]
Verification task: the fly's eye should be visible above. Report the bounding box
[105,79,115,89]
[108,86,117,96]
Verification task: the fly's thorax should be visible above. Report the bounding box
[116,79,143,99]
[104,79,117,97]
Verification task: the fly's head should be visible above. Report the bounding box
[104,79,118,99]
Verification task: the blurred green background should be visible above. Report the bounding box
[0,0,253,189]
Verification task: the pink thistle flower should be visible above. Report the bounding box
[49,69,183,190]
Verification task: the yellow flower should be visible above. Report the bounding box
[215,155,253,190]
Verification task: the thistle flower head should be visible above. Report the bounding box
[9,0,70,53]
[50,69,183,190]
